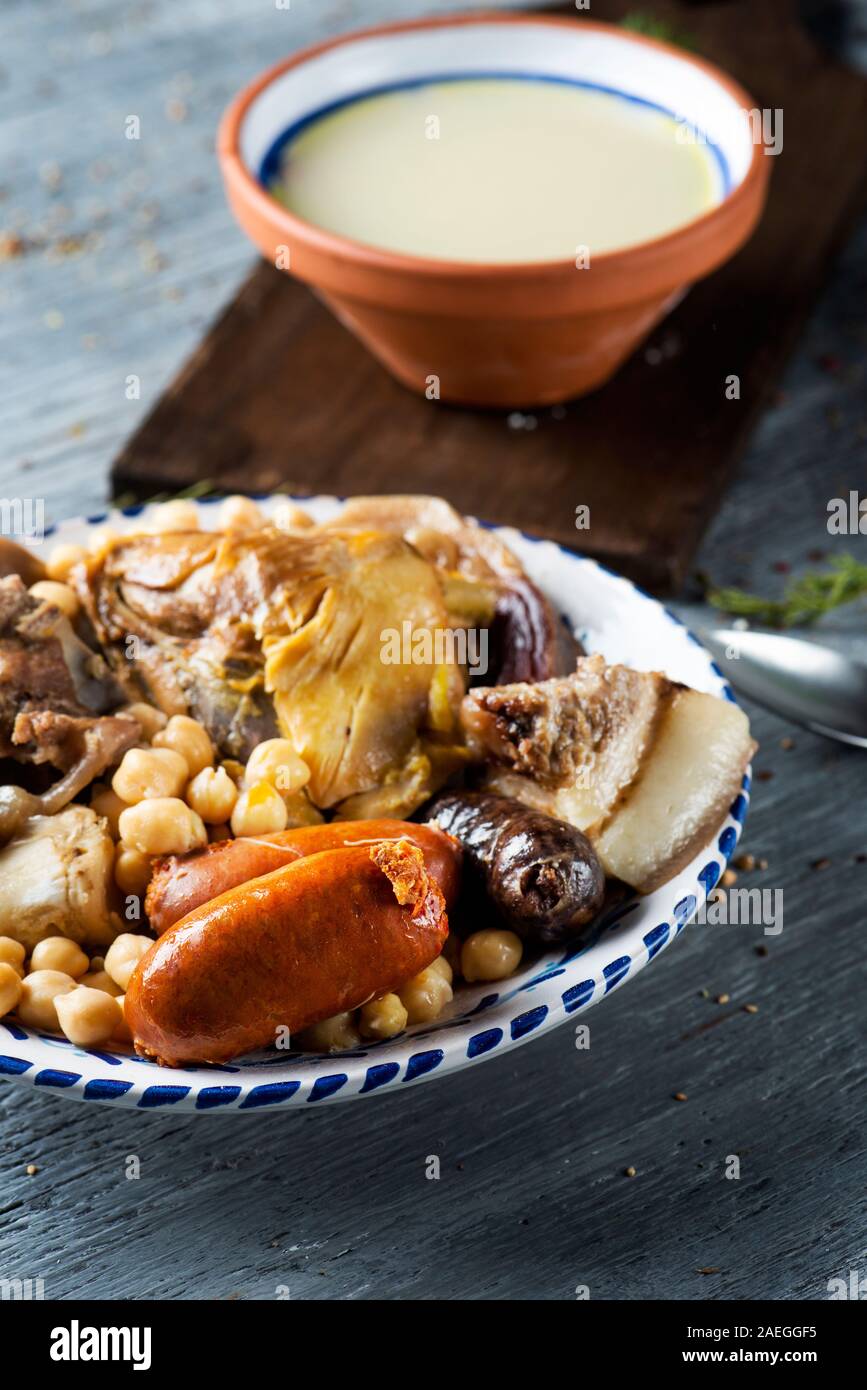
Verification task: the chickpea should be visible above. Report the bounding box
[29,579,79,619]
[0,937,26,977]
[118,798,207,856]
[272,499,313,531]
[112,746,189,804]
[282,790,325,827]
[230,781,288,836]
[297,1012,360,1052]
[186,765,238,824]
[90,783,127,837]
[428,954,453,985]
[55,987,122,1047]
[117,702,168,740]
[46,542,88,582]
[399,966,453,1024]
[218,494,263,531]
[104,934,151,991]
[0,962,22,1017]
[79,969,122,998]
[114,844,152,897]
[30,937,89,980]
[244,739,310,797]
[460,929,523,983]
[359,993,408,1041]
[153,715,213,777]
[147,499,200,533]
[17,970,77,1031]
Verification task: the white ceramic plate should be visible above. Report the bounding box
[2,496,750,1111]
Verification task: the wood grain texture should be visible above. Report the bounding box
[0,0,866,1302]
[109,0,867,592]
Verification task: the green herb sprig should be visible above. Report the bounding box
[705,553,867,627]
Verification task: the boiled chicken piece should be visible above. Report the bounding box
[330,495,581,682]
[80,526,467,813]
[463,654,756,892]
[0,805,119,950]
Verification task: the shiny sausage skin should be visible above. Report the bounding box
[126,840,448,1066]
[425,791,605,945]
[145,818,461,934]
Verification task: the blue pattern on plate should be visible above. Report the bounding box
[562,979,595,1013]
[138,1085,190,1107]
[404,1050,444,1082]
[35,1069,80,1088]
[240,1082,301,1109]
[643,923,671,960]
[84,1078,134,1102]
[602,957,631,992]
[196,1086,243,1110]
[308,1073,348,1102]
[0,1054,31,1075]
[467,1028,503,1058]
[510,1006,548,1039]
[361,1062,400,1092]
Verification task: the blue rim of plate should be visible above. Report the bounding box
[3,497,750,1111]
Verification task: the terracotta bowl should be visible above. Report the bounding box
[218,12,771,408]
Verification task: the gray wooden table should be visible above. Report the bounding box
[1,0,865,1301]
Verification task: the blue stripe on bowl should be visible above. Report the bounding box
[83,1078,135,1102]
[698,862,722,896]
[521,966,566,990]
[562,979,594,1013]
[643,923,670,959]
[308,1073,348,1102]
[729,793,748,822]
[468,992,500,1015]
[467,1028,503,1058]
[718,826,738,858]
[602,957,630,992]
[0,1055,32,1075]
[35,1068,81,1088]
[196,1086,242,1110]
[674,895,697,928]
[404,1050,444,1082]
[360,1062,400,1093]
[1,1021,29,1041]
[510,1005,548,1039]
[239,1081,301,1109]
[138,1085,190,1108]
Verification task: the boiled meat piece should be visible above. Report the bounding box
[463,654,756,892]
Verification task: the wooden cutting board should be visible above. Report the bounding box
[111,0,867,592]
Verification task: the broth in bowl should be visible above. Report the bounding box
[264,76,725,264]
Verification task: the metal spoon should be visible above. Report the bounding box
[700,627,867,749]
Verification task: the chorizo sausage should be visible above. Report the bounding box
[425,791,604,944]
[125,839,448,1066]
[145,818,461,934]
